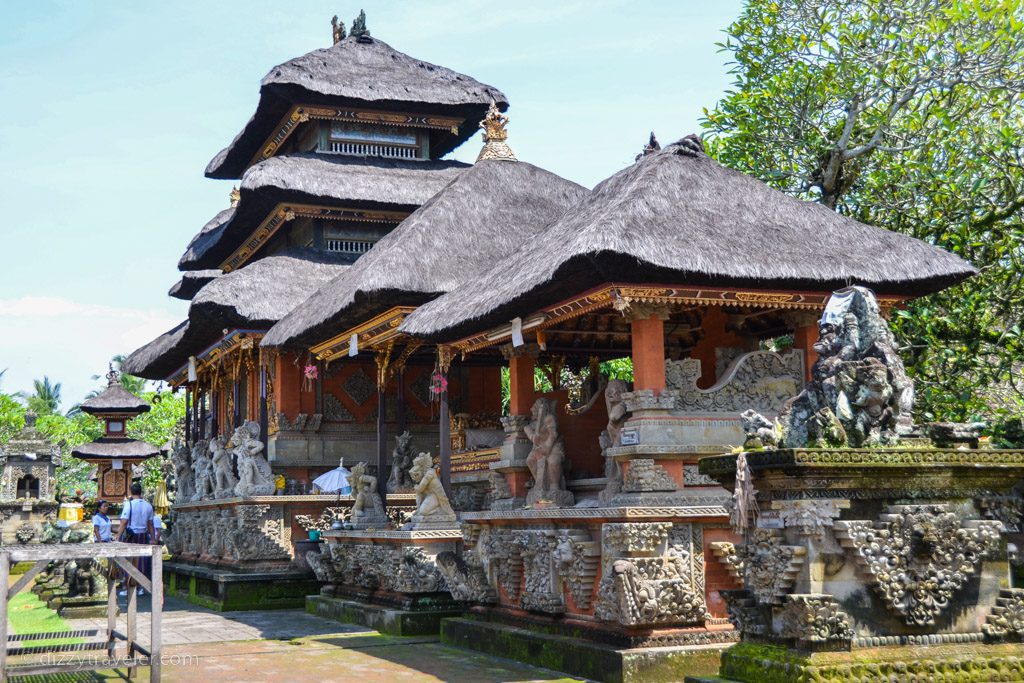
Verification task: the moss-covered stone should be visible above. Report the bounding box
[164,567,319,611]
[708,641,1024,682]
[306,595,461,636]
[442,615,724,683]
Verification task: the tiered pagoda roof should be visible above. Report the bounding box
[400,135,977,341]
[206,33,507,179]
[72,372,159,461]
[263,112,589,351]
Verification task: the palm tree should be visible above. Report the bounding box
[111,355,146,395]
[22,377,61,415]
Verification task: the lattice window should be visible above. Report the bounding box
[17,474,39,499]
[325,239,375,255]
[327,141,420,159]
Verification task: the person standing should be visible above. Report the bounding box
[118,483,156,596]
[92,500,112,543]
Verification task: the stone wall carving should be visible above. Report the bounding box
[323,393,354,421]
[727,529,806,605]
[595,522,707,627]
[979,495,1024,533]
[276,413,323,432]
[623,459,677,492]
[168,504,290,564]
[835,504,1002,626]
[515,531,563,613]
[479,528,524,601]
[319,540,448,594]
[772,499,850,539]
[343,368,377,405]
[554,529,600,610]
[665,350,803,414]
[436,549,497,603]
[721,588,766,635]
[983,589,1024,641]
[778,594,854,644]
[295,507,347,532]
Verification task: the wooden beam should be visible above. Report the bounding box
[4,543,154,563]
[376,388,388,512]
[151,547,163,681]
[1,550,9,681]
[439,374,452,496]
[112,557,152,594]
[8,560,47,598]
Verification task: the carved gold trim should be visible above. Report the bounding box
[220,203,408,273]
[312,306,417,361]
[170,330,265,386]
[452,283,906,354]
[248,104,465,168]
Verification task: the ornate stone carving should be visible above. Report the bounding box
[524,398,573,507]
[295,507,347,532]
[276,412,322,432]
[979,495,1024,533]
[771,287,914,448]
[720,588,767,635]
[771,499,850,538]
[983,589,1024,641]
[621,389,677,413]
[435,550,497,603]
[666,350,804,414]
[350,462,387,528]
[343,367,376,405]
[596,522,707,627]
[599,379,631,479]
[623,459,677,492]
[323,393,354,421]
[778,594,854,644]
[479,528,523,600]
[683,464,718,486]
[307,550,339,583]
[394,547,446,593]
[553,529,600,610]
[405,452,457,529]
[731,529,807,605]
[231,422,275,497]
[210,436,238,499]
[386,430,414,493]
[835,504,1002,625]
[515,531,563,613]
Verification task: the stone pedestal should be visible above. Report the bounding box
[692,447,1024,682]
[437,505,740,682]
[311,528,464,635]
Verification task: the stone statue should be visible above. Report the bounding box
[599,379,630,478]
[330,15,346,44]
[172,443,194,503]
[350,462,387,528]
[349,9,370,40]
[231,422,275,498]
[191,440,214,501]
[210,436,238,499]
[386,430,414,493]
[404,452,457,529]
[740,409,778,450]
[524,398,573,507]
[755,287,913,448]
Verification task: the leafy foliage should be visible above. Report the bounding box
[703,0,1024,420]
[0,394,25,445]
[23,377,62,416]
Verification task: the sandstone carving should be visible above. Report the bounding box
[210,435,238,499]
[435,550,497,603]
[622,458,677,492]
[778,594,854,644]
[835,504,1002,625]
[350,462,387,528]
[727,529,807,606]
[524,398,573,507]
[599,379,631,479]
[405,452,457,529]
[983,589,1024,641]
[191,439,215,501]
[386,430,414,493]
[231,422,275,498]
[666,350,804,415]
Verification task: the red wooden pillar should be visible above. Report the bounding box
[631,315,667,394]
[793,322,820,382]
[508,352,536,415]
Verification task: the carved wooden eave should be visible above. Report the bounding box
[312,306,418,362]
[247,104,465,170]
[451,283,908,355]
[220,203,409,273]
[169,329,264,387]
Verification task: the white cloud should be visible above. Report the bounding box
[0,296,180,408]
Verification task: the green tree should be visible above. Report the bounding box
[0,394,25,445]
[703,0,1024,421]
[23,377,62,416]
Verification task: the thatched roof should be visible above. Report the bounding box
[179,208,234,271]
[262,159,588,348]
[206,34,507,179]
[190,248,350,329]
[72,438,160,460]
[400,136,977,340]
[79,382,150,415]
[189,153,467,270]
[121,320,191,380]
[169,270,222,300]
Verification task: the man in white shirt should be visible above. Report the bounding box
[118,482,157,596]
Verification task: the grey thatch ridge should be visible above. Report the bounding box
[242,152,468,206]
[190,248,351,327]
[400,137,977,339]
[122,321,189,378]
[169,270,222,300]
[206,34,507,178]
[262,159,589,348]
[79,384,150,415]
[72,439,160,459]
[179,208,235,271]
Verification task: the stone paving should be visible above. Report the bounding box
[48,595,585,682]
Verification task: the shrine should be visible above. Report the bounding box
[0,412,60,544]
[71,369,159,502]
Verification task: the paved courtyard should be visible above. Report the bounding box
[47,595,584,682]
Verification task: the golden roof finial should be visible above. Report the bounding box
[476,101,516,162]
[229,186,240,208]
[331,15,346,44]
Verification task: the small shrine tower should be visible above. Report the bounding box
[72,369,159,501]
[0,411,61,543]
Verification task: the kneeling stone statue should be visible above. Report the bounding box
[404,452,457,530]
[231,421,276,498]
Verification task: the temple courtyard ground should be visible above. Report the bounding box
[14,595,583,682]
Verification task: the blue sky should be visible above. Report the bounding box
[0,0,742,407]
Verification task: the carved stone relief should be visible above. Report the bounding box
[665,350,804,414]
[623,459,677,492]
[835,504,1002,626]
[778,594,854,644]
[725,529,806,606]
[343,368,377,405]
[983,589,1024,641]
[323,393,355,421]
